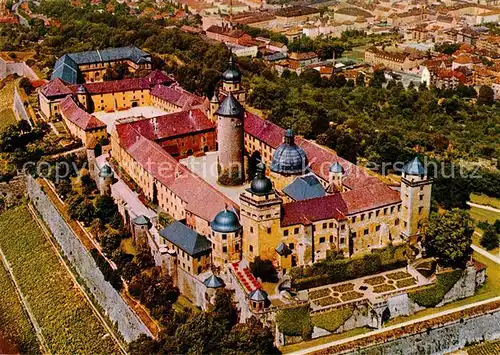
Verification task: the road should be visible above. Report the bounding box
[289,296,500,355]
[12,0,30,27]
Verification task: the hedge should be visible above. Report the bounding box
[291,244,407,290]
[276,305,313,340]
[408,269,463,307]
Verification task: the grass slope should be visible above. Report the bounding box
[0,206,119,354]
[0,264,40,354]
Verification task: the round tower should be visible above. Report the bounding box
[98,164,114,195]
[76,84,90,112]
[203,274,225,309]
[328,162,344,193]
[216,93,245,186]
[209,93,219,122]
[210,207,242,267]
[248,289,268,312]
[132,215,151,248]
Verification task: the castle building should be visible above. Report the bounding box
[46,49,433,314]
[51,46,152,84]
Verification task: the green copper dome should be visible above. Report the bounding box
[270,129,307,175]
[211,208,241,233]
[250,163,273,195]
[329,162,344,174]
[222,55,241,83]
[99,164,113,178]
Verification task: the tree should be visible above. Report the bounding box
[174,312,227,354]
[477,85,494,105]
[225,317,278,354]
[480,224,499,250]
[129,267,178,309]
[211,289,237,329]
[370,69,386,88]
[95,195,118,224]
[74,198,95,224]
[19,77,33,95]
[250,257,278,283]
[423,209,473,267]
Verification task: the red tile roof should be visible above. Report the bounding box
[244,112,379,190]
[282,182,400,226]
[150,84,205,109]
[41,78,73,98]
[118,129,238,221]
[59,96,106,130]
[117,109,214,143]
[70,77,150,94]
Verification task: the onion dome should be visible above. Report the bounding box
[203,274,225,288]
[222,55,241,83]
[132,215,150,226]
[403,157,426,176]
[98,164,113,178]
[270,129,307,175]
[250,162,273,195]
[249,289,268,302]
[76,84,87,94]
[329,162,344,174]
[211,207,241,233]
[215,93,244,117]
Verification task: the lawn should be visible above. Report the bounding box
[312,307,353,332]
[469,206,500,225]
[0,78,19,131]
[471,194,500,210]
[0,263,40,354]
[0,206,120,354]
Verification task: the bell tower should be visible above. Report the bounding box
[239,163,282,262]
[220,52,246,103]
[400,157,432,239]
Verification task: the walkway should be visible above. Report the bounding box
[468,202,500,214]
[472,244,500,264]
[289,296,500,355]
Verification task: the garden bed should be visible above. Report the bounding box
[386,271,411,280]
[309,288,331,300]
[364,276,386,286]
[332,283,354,293]
[340,291,363,302]
[312,307,353,332]
[396,278,417,288]
[373,284,396,293]
[315,296,341,307]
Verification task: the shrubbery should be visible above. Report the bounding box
[276,305,313,340]
[291,245,407,290]
[250,257,279,283]
[408,269,463,307]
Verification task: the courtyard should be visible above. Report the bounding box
[180,152,250,204]
[93,106,167,133]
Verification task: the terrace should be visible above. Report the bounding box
[308,267,429,311]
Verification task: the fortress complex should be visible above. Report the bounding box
[39,48,432,315]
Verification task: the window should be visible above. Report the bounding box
[289,243,294,250]
[340,238,345,245]
[376,225,380,232]
[329,235,333,243]
[361,214,365,221]
[329,222,334,228]
[368,212,372,219]
[352,232,357,238]
[284,230,289,237]
[395,219,399,225]
[249,245,253,252]
[419,195,424,201]
[222,234,227,240]
[223,246,227,253]
[267,227,271,234]
[384,208,388,215]
[420,186,424,191]
[250,227,254,233]
[391,206,395,213]
[364,229,369,235]
[376,210,380,217]
[419,206,423,214]
[341,224,345,230]
[294,228,299,234]
[236,243,239,251]
[352,216,356,223]
[319,237,325,243]
[322,223,327,229]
